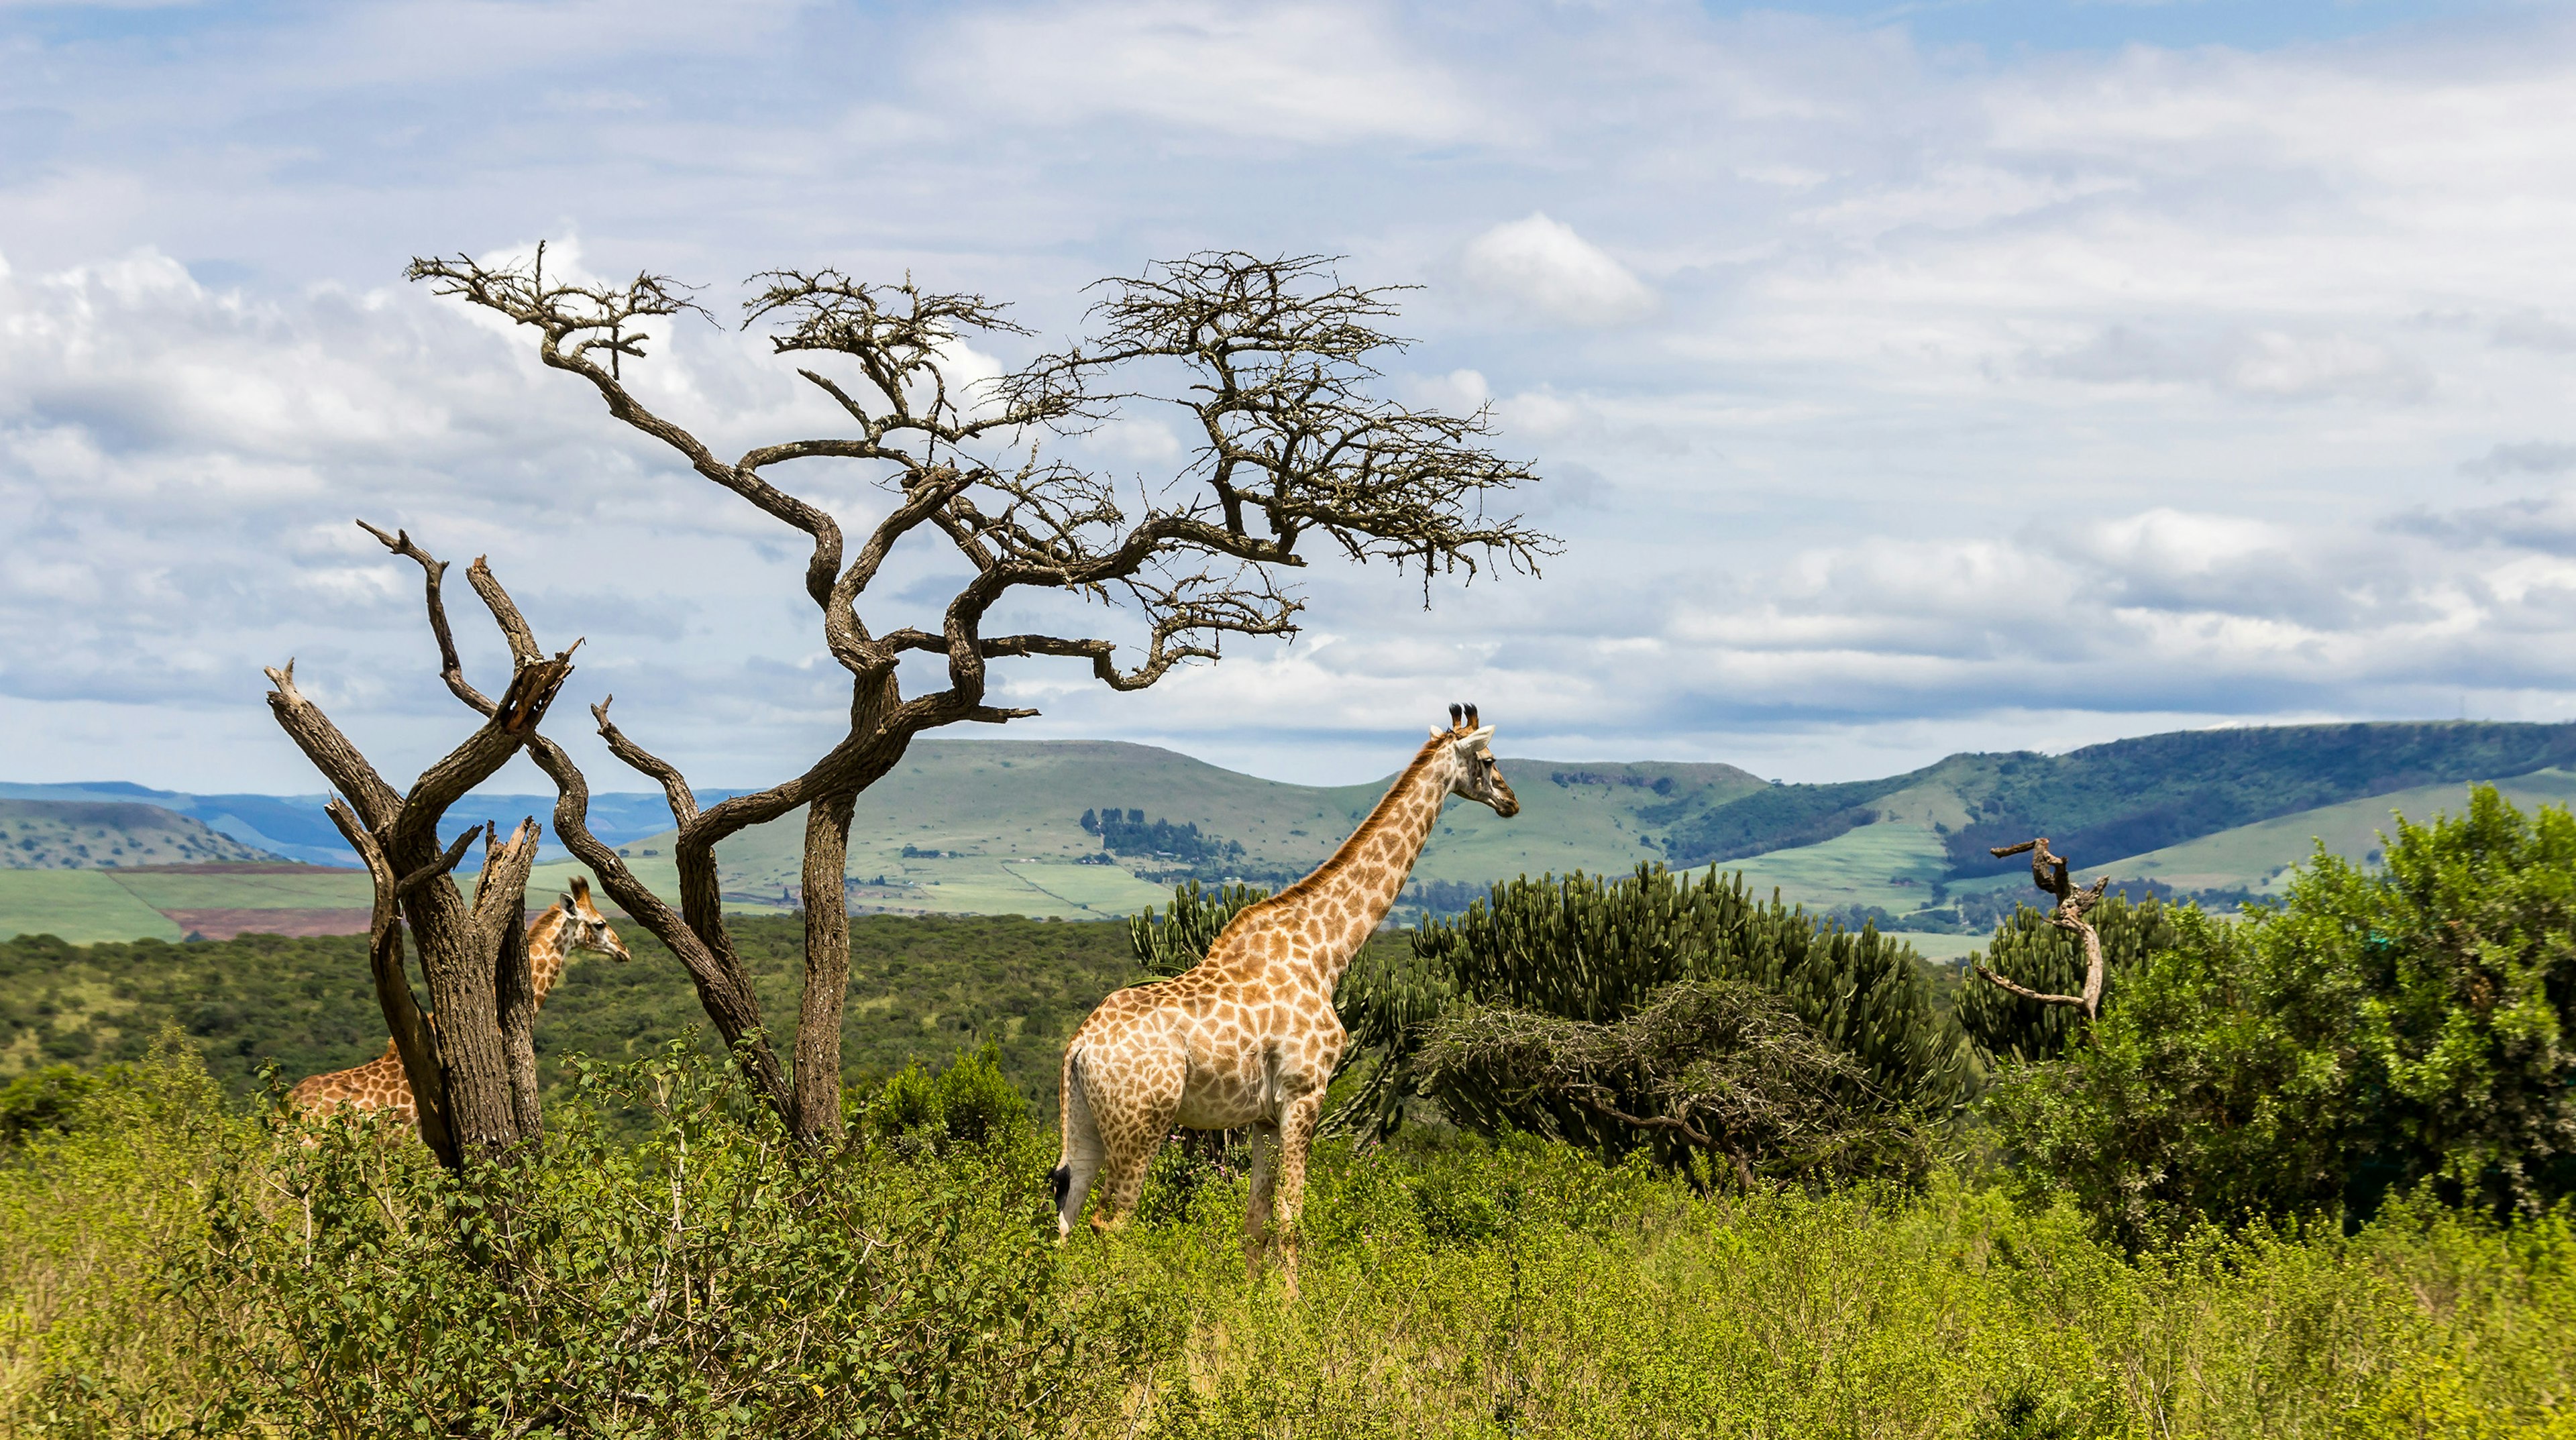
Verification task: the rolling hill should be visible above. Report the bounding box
[0,799,282,869]
[11,720,2576,946]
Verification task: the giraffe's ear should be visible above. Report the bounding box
[559,892,578,914]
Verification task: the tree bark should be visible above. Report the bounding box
[268,531,577,1170]
[1972,837,2113,1021]
[794,788,859,1142]
[482,822,545,1147]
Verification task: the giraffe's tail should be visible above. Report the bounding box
[1053,1044,1102,1237]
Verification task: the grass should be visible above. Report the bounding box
[0,871,181,945]
[1729,818,1950,914]
[5,1046,2573,1436]
[1005,860,1177,916]
[99,869,375,910]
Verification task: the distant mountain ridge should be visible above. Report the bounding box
[1644,721,2576,882]
[9,720,2575,947]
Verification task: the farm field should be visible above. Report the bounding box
[0,869,184,944]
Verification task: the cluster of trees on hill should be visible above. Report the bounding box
[1077,807,1246,867]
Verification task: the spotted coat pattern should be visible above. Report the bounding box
[1055,716,1519,1284]
[286,877,631,1128]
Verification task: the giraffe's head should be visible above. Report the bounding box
[555,876,633,963]
[1433,702,1520,818]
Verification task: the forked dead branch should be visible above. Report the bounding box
[262,524,580,1170]
[1973,837,2112,1020]
[398,246,1557,1146]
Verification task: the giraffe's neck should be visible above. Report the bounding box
[1291,736,1454,991]
[527,907,572,1011]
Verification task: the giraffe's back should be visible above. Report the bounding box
[286,1042,418,1125]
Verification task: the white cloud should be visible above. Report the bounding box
[11,1,2576,789]
[1458,213,1658,328]
[931,1,1477,146]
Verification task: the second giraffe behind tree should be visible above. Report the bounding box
[1054,704,1519,1288]
[287,877,633,1132]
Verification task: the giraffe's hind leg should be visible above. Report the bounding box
[1079,1056,1183,1235]
[1243,1119,1280,1276]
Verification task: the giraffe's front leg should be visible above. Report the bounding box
[1242,1119,1279,1277]
[1271,1093,1326,1299]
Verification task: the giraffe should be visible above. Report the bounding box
[1054,703,1519,1284]
[288,877,632,1127]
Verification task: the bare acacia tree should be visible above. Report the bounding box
[264,524,580,1168]
[1974,837,2111,1021]
[400,246,1555,1147]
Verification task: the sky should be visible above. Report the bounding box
[5,0,2576,793]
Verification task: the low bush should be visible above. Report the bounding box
[5,1028,2573,1436]
[1988,785,2576,1248]
[857,1041,1032,1154]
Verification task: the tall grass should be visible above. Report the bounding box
[4,1042,2571,1437]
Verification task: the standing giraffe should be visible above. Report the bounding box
[1055,704,1518,1283]
[288,877,632,1127]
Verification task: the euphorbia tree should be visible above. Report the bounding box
[402,247,1554,1146]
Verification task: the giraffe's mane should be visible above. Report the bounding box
[1234,729,1452,925]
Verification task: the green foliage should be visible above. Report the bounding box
[1416,981,1932,1189]
[150,1044,1167,1438]
[0,914,1139,1117]
[7,1042,2576,1435]
[1339,865,1971,1160]
[855,1042,1032,1154]
[1984,907,2373,1252]
[1125,879,1271,978]
[1,1032,233,1434]
[0,1064,109,1147]
[1115,1145,2576,1439]
[1958,893,2186,1064]
[1989,785,2576,1248]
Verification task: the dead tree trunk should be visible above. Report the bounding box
[265,524,576,1168]
[1972,837,2112,1021]
[406,246,1558,1149]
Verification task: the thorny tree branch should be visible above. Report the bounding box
[1973,837,2113,1020]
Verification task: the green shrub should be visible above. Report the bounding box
[0,1064,108,1147]
[1415,981,1931,1190]
[1957,893,2183,1064]
[158,1042,1162,1438]
[1338,865,1970,1152]
[857,1042,1033,1155]
[1988,784,2576,1247]
[6,1041,2575,1436]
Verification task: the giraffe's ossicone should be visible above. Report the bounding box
[287,877,632,1132]
[1053,704,1518,1286]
